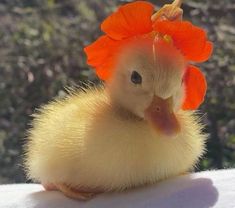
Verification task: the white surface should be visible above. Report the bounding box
[0,169,235,208]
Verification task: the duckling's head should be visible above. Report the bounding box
[106,40,186,136]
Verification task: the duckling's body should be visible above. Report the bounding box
[24,0,212,199]
[25,87,205,192]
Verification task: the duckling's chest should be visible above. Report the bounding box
[70,103,203,189]
[85,122,157,167]
[76,118,190,189]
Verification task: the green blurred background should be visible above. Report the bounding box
[0,0,234,184]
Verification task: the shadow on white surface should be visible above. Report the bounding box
[28,176,218,208]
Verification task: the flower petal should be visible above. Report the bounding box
[101,1,154,40]
[154,20,213,62]
[84,35,113,67]
[182,65,207,110]
[95,58,115,80]
[84,35,119,80]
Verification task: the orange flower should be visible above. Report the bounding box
[84,35,120,80]
[182,65,207,110]
[84,1,154,80]
[84,1,213,110]
[101,1,154,40]
[153,20,213,62]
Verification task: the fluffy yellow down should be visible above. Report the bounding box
[24,87,206,191]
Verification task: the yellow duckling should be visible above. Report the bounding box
[24,0,213,200]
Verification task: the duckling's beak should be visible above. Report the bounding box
[144,96,180,136]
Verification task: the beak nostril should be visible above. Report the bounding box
[155,106,161,112]
[145,96,180,136]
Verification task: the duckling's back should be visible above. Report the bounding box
[24,87,109,184]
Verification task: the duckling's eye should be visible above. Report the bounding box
[131,71,142,85]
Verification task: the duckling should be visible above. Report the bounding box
[24,0,212,200]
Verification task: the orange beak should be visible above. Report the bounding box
[144,96,180,136]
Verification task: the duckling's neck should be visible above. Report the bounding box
[104,88,143,122]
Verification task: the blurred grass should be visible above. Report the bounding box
[0,0,235,183]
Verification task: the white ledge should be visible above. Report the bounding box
[1,169,235,208]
